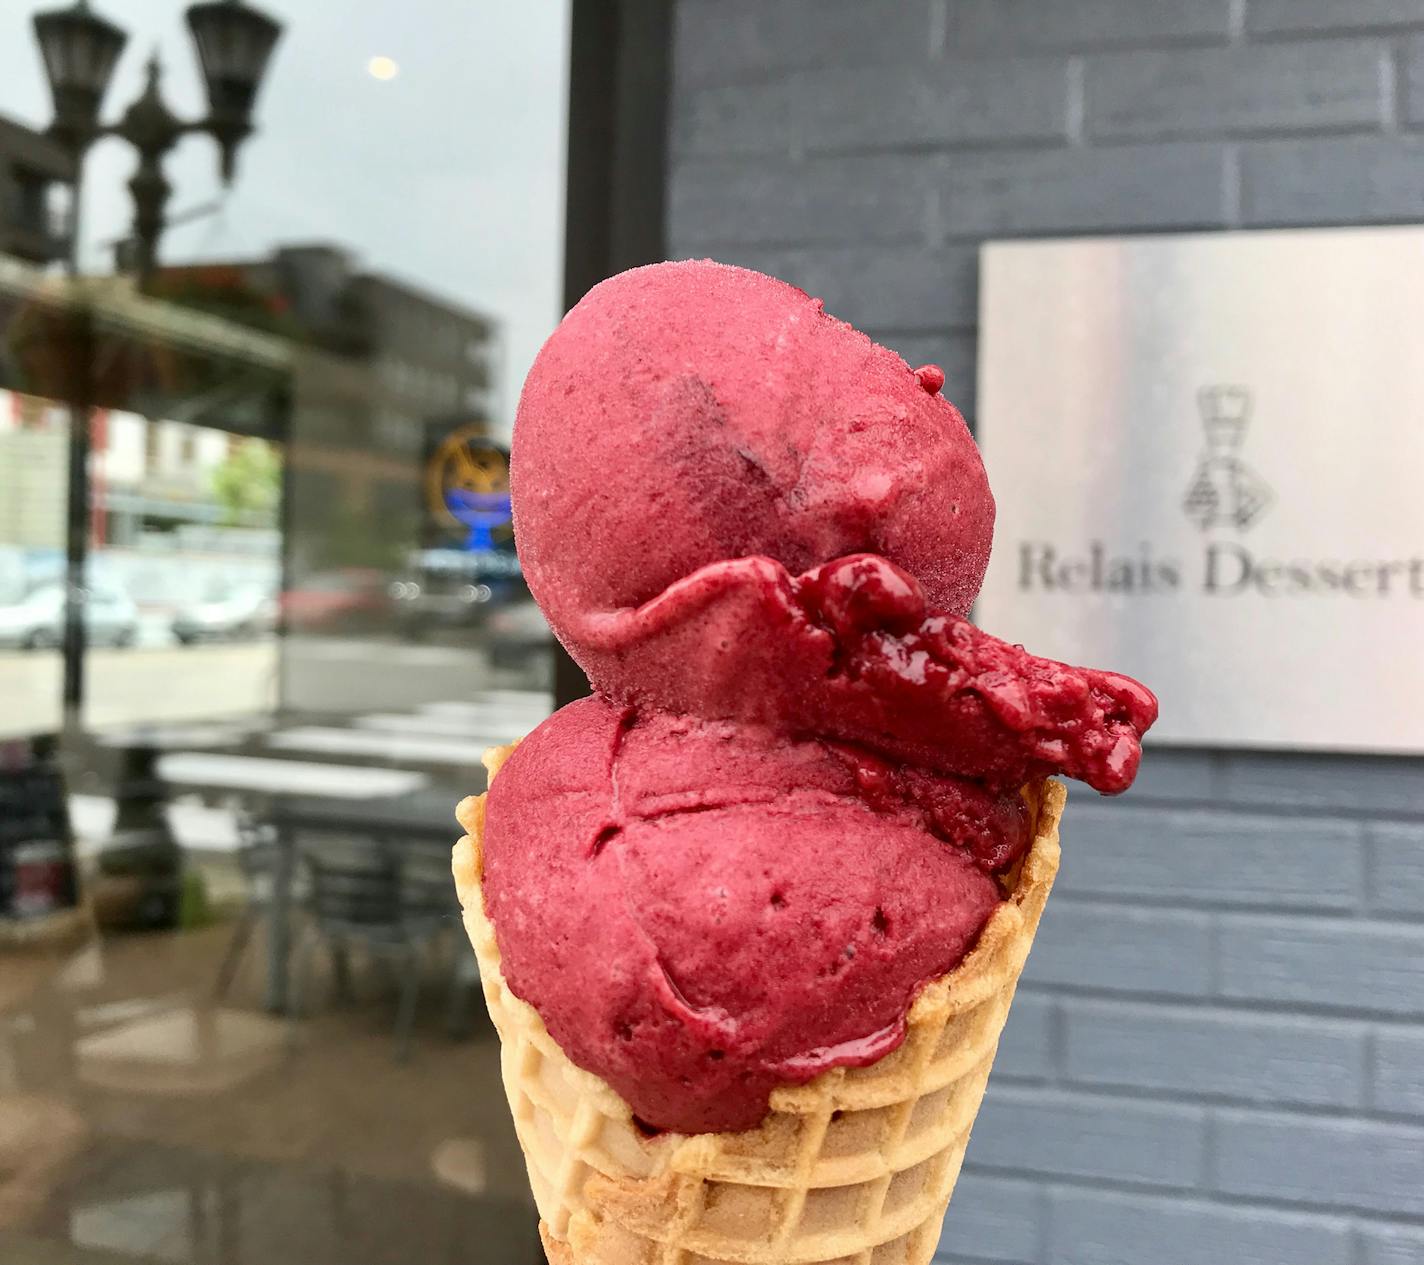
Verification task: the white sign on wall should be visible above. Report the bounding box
[975,225,1424,753]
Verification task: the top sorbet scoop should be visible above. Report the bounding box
[481,260,1157,1135]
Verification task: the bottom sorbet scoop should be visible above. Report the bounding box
[483,694,1011,1134]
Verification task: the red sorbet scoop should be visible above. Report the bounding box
[482,697,1008,1134]
[511,259,996,636]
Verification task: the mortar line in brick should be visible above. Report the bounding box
[1196,1094,1424,1133]
[936,218,1232,244]
[1019,982,1424,1025]
[1360,820,1378,915]
[1047,893,1370,917]
[1209,791,1424,824]
[785,83,806,165]
[1063,796,1418,827]
[1349,1223,1368,1265]
[1048,1184,1372,1242]
[1362,1027,1381,1111]
[1222,143,1243,226]
[676,63,892,95]
[1066,56,1086,144]
[804,134,1082,161]
[1382,43,1401,131]
[1207,910,1224,998]
[1208,1192,1424,1231]
[1207,750,1228,802]
[1358,1032,1378,1115]
[991,1071,1055,1089]
[1083,120,1394,146]
[1208,908,1424,935]
[988,1083,1206,1110]
[1071,796,1421,825]
[674,231,929,252]
[670,146,1054,175]
[1229,0,1247,43]
[1241,210,1424,231]
[1055,994,1375,1028]
[1247,24,1424,46]
[967,1164,1424,1228]
[1202,1110,1219,1188]
[964,1161,1200,1200]
[668,154,782,177]
[928,0,948,60]
[924,186,945,248]
[1071,1184,1362,1225]
[1035,1181,1052,1265]
[1042,991,1065,1082]
[925,1255,1032,1265]
[1046,1076,1424,1126]
[1070,892,1366,915]
[944,26,1238,57]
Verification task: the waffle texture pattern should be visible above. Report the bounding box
[453,746,1063,1265]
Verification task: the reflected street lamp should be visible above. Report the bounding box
[29,0,281,738]
[33,0,282,280]
[186,0,283,185]
[31,0,127,158]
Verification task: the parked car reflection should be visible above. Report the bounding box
[278,568,394,634]
[172,585,277,645]
[389,548,524,639]
[0,583,139,650]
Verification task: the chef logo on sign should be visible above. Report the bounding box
[1182,386,1273,531]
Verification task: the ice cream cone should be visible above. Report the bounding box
[453,747,1063,1265]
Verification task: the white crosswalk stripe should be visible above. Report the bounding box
[267,726,492,767]
[355,711,540,740]
[158,752,428,798]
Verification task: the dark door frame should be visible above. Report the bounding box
[552,0,674,707]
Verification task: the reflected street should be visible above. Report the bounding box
[0,634,548,739]
[0,644,276,739]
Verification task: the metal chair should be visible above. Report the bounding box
[286,836,447,1062]
[214,806,282,1000]
[398,842,485,1038]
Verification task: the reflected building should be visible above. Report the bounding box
[0,253,290,618]
[152,245,501,588]
[0,393,267,552]
[0,391,67,551]
[0,115,72,556]
[0,113,72,267]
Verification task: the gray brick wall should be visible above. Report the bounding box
[665,2,1424,1261]
[1084,41,1388,140]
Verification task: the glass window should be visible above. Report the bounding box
[1,3,569,1259]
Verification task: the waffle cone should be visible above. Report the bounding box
[453,746,1064,1265]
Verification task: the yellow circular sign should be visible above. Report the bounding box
[425,426,512,539]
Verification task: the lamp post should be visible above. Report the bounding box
[29,0,282,736]
[34,0,283,281]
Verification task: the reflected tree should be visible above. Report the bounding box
[210,437,279,525]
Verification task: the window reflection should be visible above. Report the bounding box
[2,1,566,1257]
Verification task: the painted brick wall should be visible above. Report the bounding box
[664,3,1424,1261]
